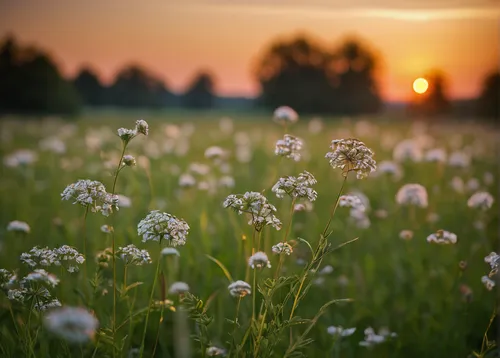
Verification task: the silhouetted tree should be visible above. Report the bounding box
[408,72,451,117]
[254,34,382,115]
[0,35,81,115]
[73,67,107,106]
[330,39,382,114]
[108,64,170,108]
[182,71,215,109]
[477,71,499,121]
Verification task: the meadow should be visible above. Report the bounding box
[0,110,498,358]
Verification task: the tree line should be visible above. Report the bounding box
[0,34,498,120]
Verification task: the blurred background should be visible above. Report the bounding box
[0,0,498,120]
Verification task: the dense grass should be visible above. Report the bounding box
[0,112,498,358]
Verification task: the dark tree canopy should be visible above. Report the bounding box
[182,71,215,109]
[73,67,107,106]
[254,34,382,115]
[476,71,499,121]
[0,36,81,115]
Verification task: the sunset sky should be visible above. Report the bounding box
[0,0,498,101]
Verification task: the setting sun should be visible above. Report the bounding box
[413,78,429,94]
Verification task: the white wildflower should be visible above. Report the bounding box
[325,138,376,179]
[23,269,60,288]
[0,269,16,289]
[327,326,356,337]
[168,282,190,295]
[206,346,227,356]
[275,134,303,161]
[425,148,447,163]
[34,298,62,311]
[273,106,298,125]
[117,245,152,266]
[339,195,365,211]
[359,327,397,347]
[61,180,118,216]
[308,118,323,134]
[393,139,422,162]
[137,210,190,246]
[481,276,495,291]
[39,137,66,154]
[272,242,293,255]
[223,192,282,231]
[228,280,251,298]
[3,149,38,167]
[205,146,228,160]
[272,171,317,202]
[117,128,137,142]
[135,119,149,136]
[396,184,428,208]
[466,178,480,192]
[376,161,402,180]
[399,230,414,241]
[450,176,465,193]
[44,306,98,343]
[101,225,114,234]
[7,220,30,234]
[122,155,136,167]
[248,251,271,269]
[448,151,470,168]
[161,247,180,257]
[293,201,314,212]
[468,192,494,210]
[179,173,196,188]
[426,230,457,245]
[484,252,500,277]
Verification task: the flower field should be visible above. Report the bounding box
[0,111,498,358]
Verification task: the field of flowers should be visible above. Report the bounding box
[0,110,498,358]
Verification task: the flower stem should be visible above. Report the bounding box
[230,297,242,354]
[275,197,296,279]
[322,176,348,238]
[82,206,89,299]
[139,252,161,357]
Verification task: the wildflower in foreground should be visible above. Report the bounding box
[248,251,271,269]
[20,246,85,273]
[0,269,16,289]
[484,252,500,276]
[117,245,152,266]
[7,220,30,234]
[23,269,60,288]
[273,106,298,125]
[272,171,318,202]
[168,282,190,295]
[481,276,495,291]
[275,134,303,161]
[137,210,190,246]
[44,306,98,344]
[327,326,356,337]
[396,184,428,208]
[272,242,293,255]
[228,280,251,298]
[426,230,457,245]
[153,299,176,311]
[206,346,227,356]
[223,192,282,231]
[61,179,119,216]
[325,138,376,179]
[467,191,494,210]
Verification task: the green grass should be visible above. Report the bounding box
[0,111,498,358]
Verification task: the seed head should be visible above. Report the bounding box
[325,138,376,179]
[168,281,190,295]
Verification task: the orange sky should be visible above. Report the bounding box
[0,0,498,101]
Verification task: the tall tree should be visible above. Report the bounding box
[73,67,107,106]
[476,71,499,121]
[182,71,215,109]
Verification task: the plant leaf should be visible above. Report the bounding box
[206,254,233,283]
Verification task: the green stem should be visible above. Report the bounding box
[252,268,257,322]
[275,198,296,279]
[139,253,161,357]
[322,176,348,238]
[230,297,242,354]
[82,206,89,299]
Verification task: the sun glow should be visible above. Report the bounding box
[413,78,429,94]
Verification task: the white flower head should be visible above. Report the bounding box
[359,327,397,347]
[467,192,494,210]
[272,242,293,255]
[122,155,136,167]
[168,281,190,295]
[179,173,197,188]
[327,326,356,337]
[393,139,422,163]
[0,269,16,289]
[223,192,282,232]
[450,176,465,193]
[399,230,414,241]
[275,134,303,161]
[339,195,365,211]
[206,346,227,356]
[7,220,30,234]
[273,106,298,125]
[248,251,271,269]
[23,269,60,288]
[205,146,228,161]
[61,180,118,216]
[20,246,84,273]
[376,161,403,181]
[228,280,251,298]
[101,225,114,234]
[484,252,500,277]
[3,149,38,167]
[425,148,447,163]
[481,275,495,291]
[272,171,318,202]
[95,248,113,268]
[135,119,149,136]
[426,230,457,245]
[117,127,137,142]
[325,138,376,179]
[44,306,99,344]
[117,245,152,266]
[396,184,428,208]
[448,151,470,168]
[137,210,190,246]
[161,247,180,257]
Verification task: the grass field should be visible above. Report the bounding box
[0,111,498,358]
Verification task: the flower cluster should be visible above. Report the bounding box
[95,248,113,268]
[248,251,271,269]
[275,134,303,161]
[327,326,356,337]
[359,327,397,347]
[206,346,227,356]
[117,119,149,143]
[376,161,402,181]
[339,195,365,211]
[228,280,252,298]
[0,269,16,290]
[396,184,428,208]
[223,192,282,231]
[484,252,500,277]
[393,139,422,162]
[426,230,457,245]
[22,269,60,288]
[117,245,152,266]
[168,282,190,295]
[399,230,414,241]
[272,171,318,201]
[6,220,30,234]
[467,192,494,210]
[273,106,299,125]
[137,210,190,246]
[272,242,293,255]
[44,306,99,344]
[424,148,447,163]
[481,276,495,291]
[20,246,85,273]
[325,138,376,179]
[61,179,119,216]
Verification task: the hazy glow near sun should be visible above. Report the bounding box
[413,78,429,94]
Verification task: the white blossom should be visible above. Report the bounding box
[61,179,118,216]
[467,192,494,210]
[44,306,98,344]
[327,326,356,337]
[481,275,495,291]
[273,106,298,125]
[272,171,317,201]
[325,138,376,179]
[7,220,30,234]
[426,230,457,245]
[228,280,251,298]
[248,251,271,269]
[223,192,282,231]
[137,210,190,246]
[272,242,293,255]
[117,245,152,265]
[168,282,190,295]
[275,134,303,161]
[396,184,428,208]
